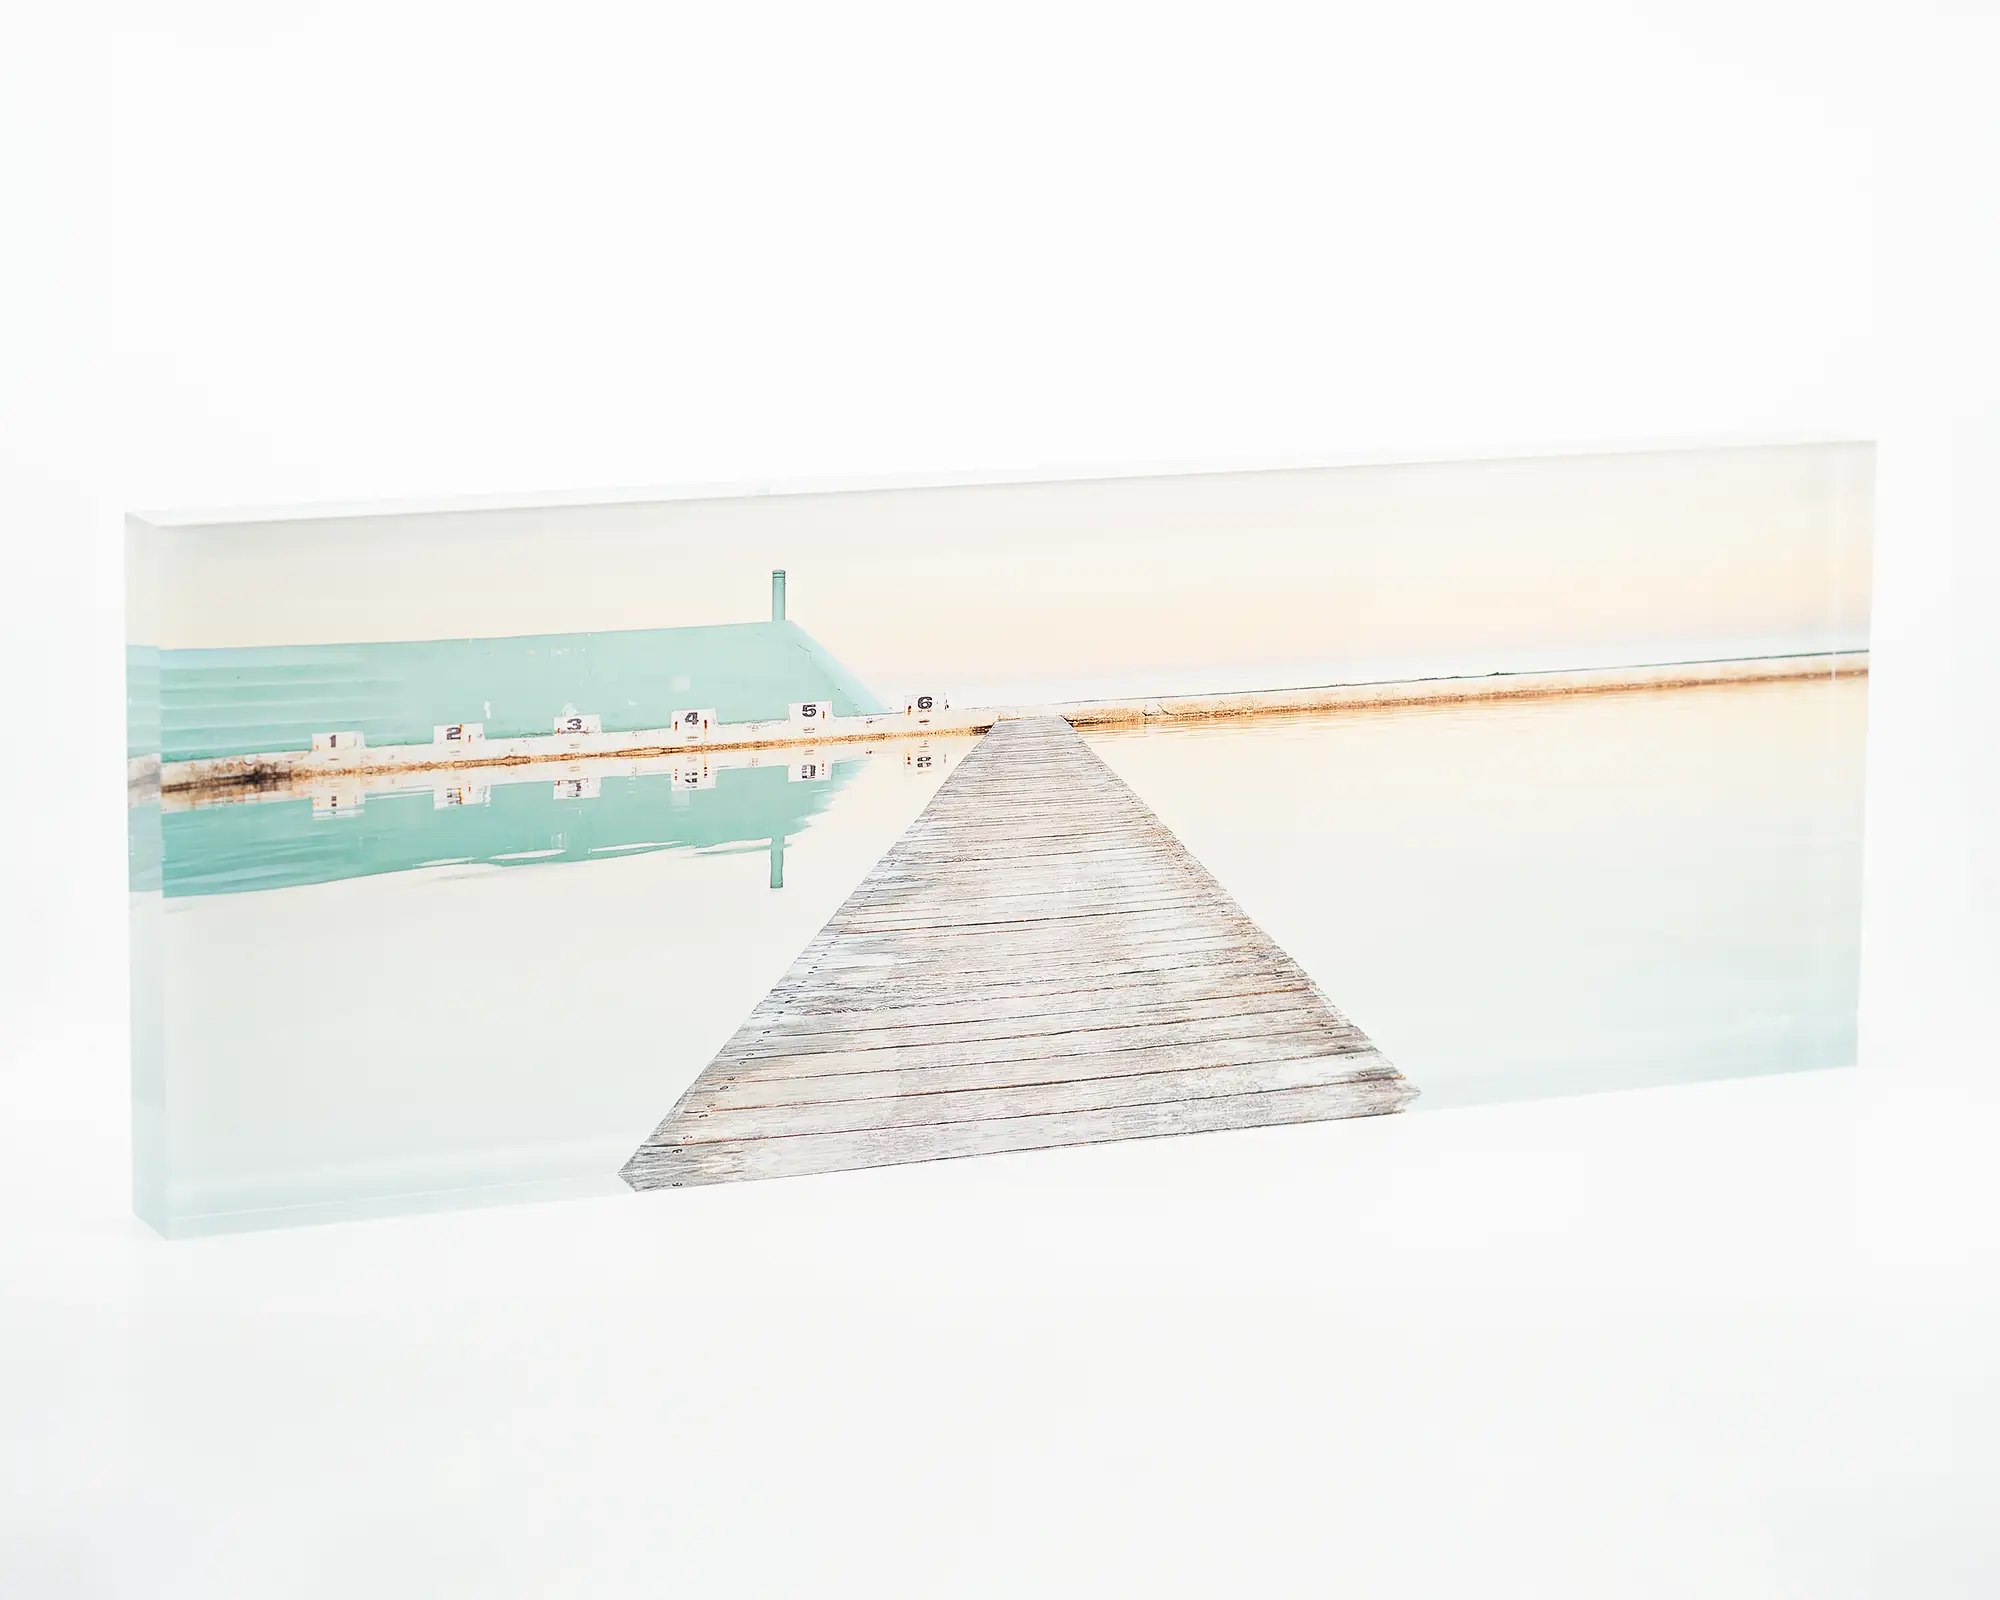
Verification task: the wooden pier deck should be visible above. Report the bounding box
[621,716,1416,1190]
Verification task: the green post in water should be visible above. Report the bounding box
[768,835,785,889]
[771,569,786,622]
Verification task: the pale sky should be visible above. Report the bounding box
[132,443,1873,707]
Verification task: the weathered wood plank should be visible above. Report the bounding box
[679,1037,1388,1114]
[772,949,1313,1015]
[625,1078,1416,1188]
[805,927,1266,973]
[715,1008,1367,1082]
[672,1052,1404,1143]
[736,980,1321,1040]
[621,716,1417,1190]
[719,986,1332,1056]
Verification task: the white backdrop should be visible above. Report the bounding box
[4,2,1997,1594]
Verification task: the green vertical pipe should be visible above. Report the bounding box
[771,569,787,622]
[768,834,785,889]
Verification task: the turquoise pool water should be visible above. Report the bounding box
[130,740,972,1235]
[139,620,885,762]
[151,759,865,898]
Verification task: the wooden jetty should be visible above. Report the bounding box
[621,716,1416,1190]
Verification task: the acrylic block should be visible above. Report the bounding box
[126,443,1872,1234]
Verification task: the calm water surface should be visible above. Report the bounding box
[132,674,1864,1233]
[132,741,971,1234]
[1087,674,1865,1109]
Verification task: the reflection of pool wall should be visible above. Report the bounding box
[161,759,867,898]
[133,741,972,1237]
[154,619,886,763]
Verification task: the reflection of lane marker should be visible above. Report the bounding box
[311,790,363,819]
[433,782,490,808]
[174,728,989,813]
[788,752,828,782]
[553,776,601,800]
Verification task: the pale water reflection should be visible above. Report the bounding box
[131,740,972,1234]
[131,674,1865,1233]
[1086,675,1866,1109]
